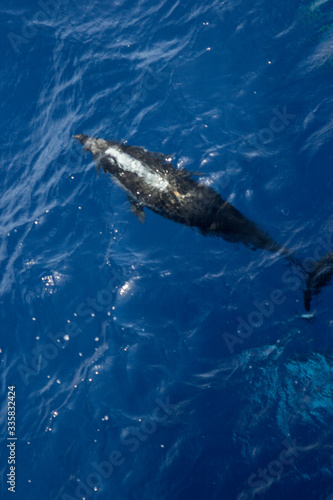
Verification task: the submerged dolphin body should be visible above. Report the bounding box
[303,252,333,311]
[74,134,333,311]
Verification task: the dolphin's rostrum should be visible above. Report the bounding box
[74,134,333,312]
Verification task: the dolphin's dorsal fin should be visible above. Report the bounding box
[128,198,145,223]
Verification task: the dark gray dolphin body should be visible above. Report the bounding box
[74,134,333,312]
[74,134,282,252]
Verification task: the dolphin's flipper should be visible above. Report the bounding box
[176,169,207,179]
[304,252,333,311]
[129,198,145,223]
[153,152,173,162]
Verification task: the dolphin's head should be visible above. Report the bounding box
[74,134,88,146]
[73,134,109,156]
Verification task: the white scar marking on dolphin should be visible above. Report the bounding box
[105,147,170,191]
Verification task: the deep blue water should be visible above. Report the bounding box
[1,1,333,499]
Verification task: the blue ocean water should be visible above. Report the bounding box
[1,0,333,499]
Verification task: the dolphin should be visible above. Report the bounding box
[74,134,333,311]
[303,252,333,311]
[74,134,283,251]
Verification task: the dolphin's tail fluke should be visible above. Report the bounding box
[303,252,333,311]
